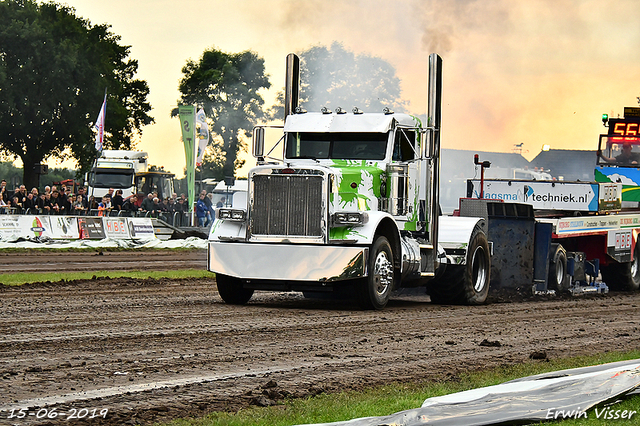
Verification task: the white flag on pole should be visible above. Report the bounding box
[94,93,107,152]
[195,108,209,167]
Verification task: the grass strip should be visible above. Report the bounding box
[0,269,211,286]
[163,350,640,426]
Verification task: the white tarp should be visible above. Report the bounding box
[294,359,640,426]
[0,236,207,250]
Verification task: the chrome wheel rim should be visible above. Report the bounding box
[373,251,394,296]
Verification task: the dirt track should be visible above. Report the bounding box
[1,249,640,425]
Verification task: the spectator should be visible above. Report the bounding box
[0,179,9,203]
[11,195,22,214]
[112,189,124,211]
[44,185,51,196]
[200,190,213,226]
[14,185,27,207]
[58,185,68,206]
[140,193,155,212]
[122,193,137,213]
[30,187,38,199]
[24,192,37,213]
[73,194,86,215]
[50,190,62,214]
[37,193,51,214]
[134,192,144,209]
[196,193,208,227]
[97,194,112,216]
[166,197,176,213]
[216,197,226,208]
[63,193,75,215]
[77,187,89,209]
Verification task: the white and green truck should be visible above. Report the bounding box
[207,53,490,309]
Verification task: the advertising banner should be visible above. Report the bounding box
[468,179,602,212]
[103,217,130,239]
[18,216,53,239]
[49,216,80,239]
[127,217,156,239]
[78,217,106,239]
[179,105,196,212]
[0,215,22,240]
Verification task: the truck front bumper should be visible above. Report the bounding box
[208,242,368,282]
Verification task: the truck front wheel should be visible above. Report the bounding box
[356,236,395,310]
[215,274,254,305]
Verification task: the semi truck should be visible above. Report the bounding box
[87,150,175,202]
[207,53,491,309]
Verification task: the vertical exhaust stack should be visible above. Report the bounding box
[426,53,443,259]
[284,53,300,120]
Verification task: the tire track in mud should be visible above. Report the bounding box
[1,273,639,425]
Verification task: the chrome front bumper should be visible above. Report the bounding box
[208,242,368,282]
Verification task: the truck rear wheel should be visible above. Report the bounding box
[428,225,490,305]
[356,236,395,310]
[215,274,254,305]
[548,244,569,293]
[601,243,640,291]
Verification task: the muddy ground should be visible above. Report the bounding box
[0,249,639,425]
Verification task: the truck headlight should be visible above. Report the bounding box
[218,209,246,221]
[331,212,368,226]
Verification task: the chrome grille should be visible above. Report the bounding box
[251,174,324,237]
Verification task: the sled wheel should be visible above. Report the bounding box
[602,242,640,291]
[548,244,569,293]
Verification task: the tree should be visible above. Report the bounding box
[269,42,407,119]
[176,49,270,179]
[0,0,153,189]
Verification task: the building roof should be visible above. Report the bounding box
[530,149,597,181]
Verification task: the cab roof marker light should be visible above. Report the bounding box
[383,107,394,115]
[352,107,363,114]
[321,106,331,114]
[335,107,346,114]
[294,106,307,114]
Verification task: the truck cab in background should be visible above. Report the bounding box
[87,150,174,203]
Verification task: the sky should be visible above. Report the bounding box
[55,0,640,178]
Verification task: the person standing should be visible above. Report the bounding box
[196,193,208,227]
[112,189,124,211]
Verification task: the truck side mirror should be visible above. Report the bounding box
[253,127,265,158]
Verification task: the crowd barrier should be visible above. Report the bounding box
[0,209,193,227]
[0,215,158,241]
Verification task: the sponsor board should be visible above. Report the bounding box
[78,217,106,239]
[18,216,53,239]
[0,215,157,241]
[467,180,621,212]
[49,216,80,239]
[0,216,22,240]
[103,217,130,239]
[127,217,156,239]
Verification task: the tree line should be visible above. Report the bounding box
[0,0,407,187]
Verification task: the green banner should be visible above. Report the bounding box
[179,105,196,212]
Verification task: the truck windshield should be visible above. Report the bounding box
[91,170,134,189]
[285,132,388,160]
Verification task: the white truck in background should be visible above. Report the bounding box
[87,150,175,202]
